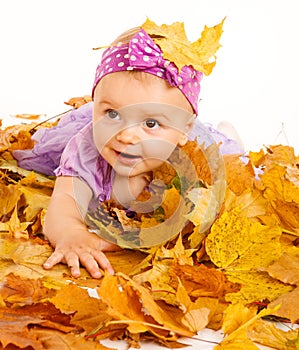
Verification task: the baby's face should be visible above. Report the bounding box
[92,71,195,179]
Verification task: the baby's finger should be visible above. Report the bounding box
[65,254,81,278]
[43,250,64,269]
[93,250,114,275]
[79,252,103,279]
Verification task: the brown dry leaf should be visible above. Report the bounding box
[138,195,192,247]
[268,287,299,323]
[0,301,78,339]
[0,326,44,350]
[0,160,55,184]
[265,251,299,323]
[265,251,299,285]
[28,328,113,350]
[142,18,225,75]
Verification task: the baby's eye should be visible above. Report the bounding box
[107,109,120,120]
[144,119,160,129]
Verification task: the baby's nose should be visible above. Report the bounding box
[116,124,140,144]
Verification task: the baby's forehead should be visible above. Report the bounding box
[94,71,195,115]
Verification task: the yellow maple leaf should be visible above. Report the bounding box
[216,306,280,350]
[259,165,299,234]
[142,17,225,75]
[225,270,294,305]
[205,208,282,270]
[248,319,299,349]
[0,206,31,239]
[0,183,21,217]
[261,165,299,204]
[221,303,257,335]
[185,179,225,233]
[223,188,268,220]
[18,186,52,222]
[249,145,299,169]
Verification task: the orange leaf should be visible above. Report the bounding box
[0,273,56,306]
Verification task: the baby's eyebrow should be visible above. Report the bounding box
[143,112,170,120]
[97,97,122,109]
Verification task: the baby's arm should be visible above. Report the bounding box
[43,176,120,278]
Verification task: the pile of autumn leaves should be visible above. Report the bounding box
[0,115,299,350]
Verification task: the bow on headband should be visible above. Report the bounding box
[92,29,202,114]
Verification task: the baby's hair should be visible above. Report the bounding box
[110,27,141,45]
[110,27,164,46]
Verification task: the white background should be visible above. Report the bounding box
[0,0,298,154]
[0,2,298,348]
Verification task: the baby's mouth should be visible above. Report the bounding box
[119,152,140,159]
[115,150,142,165]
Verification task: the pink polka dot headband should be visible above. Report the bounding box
[92,29,203,114]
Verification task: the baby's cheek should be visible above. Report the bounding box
[142,139,177,161]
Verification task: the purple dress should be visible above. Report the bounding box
[13,102,243,203]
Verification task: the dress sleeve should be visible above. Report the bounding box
[189,119,244,154]
[12,102,93,175]
[55,121,114,206]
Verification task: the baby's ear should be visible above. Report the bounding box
[178,118,195,146]
[178,133,189,146]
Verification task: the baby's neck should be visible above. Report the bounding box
[111,173,150,209]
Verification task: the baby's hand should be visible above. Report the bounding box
[43,229,120,278]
